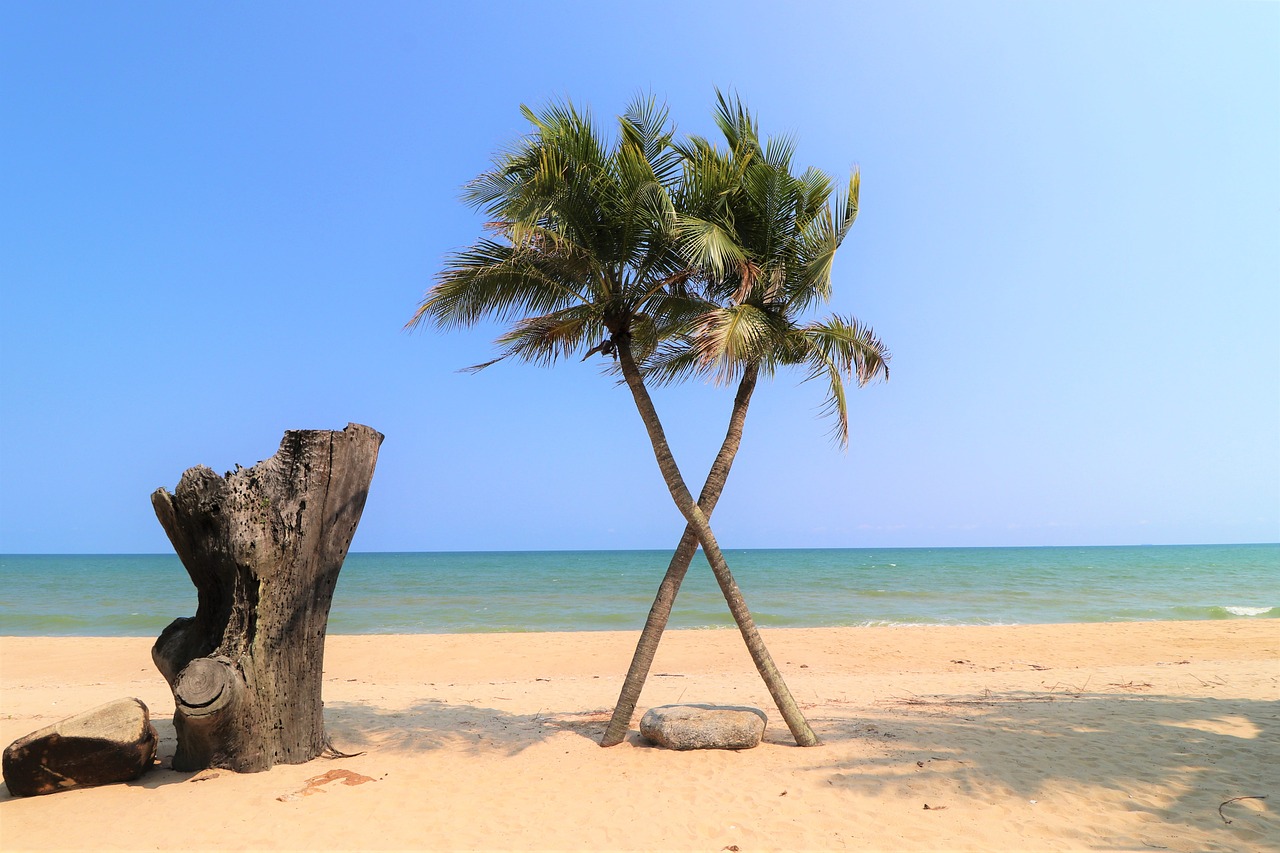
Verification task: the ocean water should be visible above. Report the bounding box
[0,544,1275,637]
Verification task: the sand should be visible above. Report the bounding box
[1,621,1276,852]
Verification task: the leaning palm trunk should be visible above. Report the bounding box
[600,363,760,746]
[614,338,819,747]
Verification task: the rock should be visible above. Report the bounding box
[3,698,158,797]
[639,704,767,750]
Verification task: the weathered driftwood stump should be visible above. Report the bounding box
[151,423,383,772]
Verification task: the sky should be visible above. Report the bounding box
[2,1,1277,554]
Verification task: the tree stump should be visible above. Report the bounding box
[151,423,383,773]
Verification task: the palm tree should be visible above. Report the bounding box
[599,92,890,746]
[409,96,820,746]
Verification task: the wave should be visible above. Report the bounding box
[1168,605,1276,620]
[1223,605,1274,617]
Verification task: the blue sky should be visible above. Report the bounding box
[2,1,1277,553]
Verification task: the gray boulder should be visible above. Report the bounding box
[3,698,158,797]
[639,704,768,750]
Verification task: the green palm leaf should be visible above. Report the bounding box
[411,94,704,365]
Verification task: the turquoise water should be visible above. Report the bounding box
[0,545,1275,636]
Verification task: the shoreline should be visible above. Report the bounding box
[2,615,1277,640]
[2,622,1277,851]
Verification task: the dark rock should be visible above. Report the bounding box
[3,698,158,797]
[640,704,767,750]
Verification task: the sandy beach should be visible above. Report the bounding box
[1,621,1275,851]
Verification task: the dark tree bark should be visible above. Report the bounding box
[151,423,383,772]
[613,338,819,747]
[600,363,759,746]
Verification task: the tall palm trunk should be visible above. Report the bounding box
[613,337,819,747]
[600,363,760,747]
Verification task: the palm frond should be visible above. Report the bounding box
[712,88,760,159]
[465,305,603,371]
[687,304,784,385]
[621,94,681,186]
[675,214,746,277]
[762,134,797,171]
[798,315,890,386]
[783,314,889,449]
[409,243,580,331]
[795,166,835,225]
[804,348,852,447]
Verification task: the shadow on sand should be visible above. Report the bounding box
[322,698,627,758]
[317,684,1276,849]
[806,686,1277,850]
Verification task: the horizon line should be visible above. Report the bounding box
[2,541,1277,558]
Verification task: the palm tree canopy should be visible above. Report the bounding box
[410,92,888,443]
[408,96,706,370]
[651,90,890,447]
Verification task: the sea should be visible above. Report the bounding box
[0,544,1275,637]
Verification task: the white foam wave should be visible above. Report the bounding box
[1224,606,1273,617]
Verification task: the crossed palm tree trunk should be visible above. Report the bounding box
[600,364,761,745]
[613,340,819,747]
